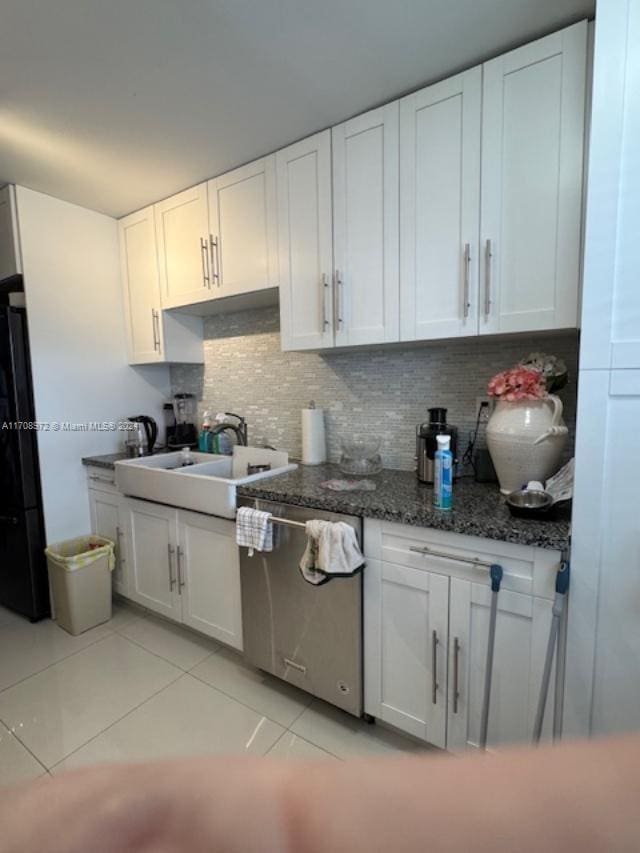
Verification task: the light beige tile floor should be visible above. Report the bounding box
[0,601,428,787]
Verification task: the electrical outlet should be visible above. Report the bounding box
[475,397,493,421]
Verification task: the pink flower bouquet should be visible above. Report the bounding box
[487,366,546,402]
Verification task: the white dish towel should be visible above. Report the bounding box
[299,520,364,585]
[236,507,273,556]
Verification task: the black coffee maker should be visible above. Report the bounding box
[416,407,459,484]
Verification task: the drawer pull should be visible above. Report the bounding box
[409,545,493,570]
[283,658,307,675]
[89,474,116,486]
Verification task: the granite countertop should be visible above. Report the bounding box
[82,454,570,551]
[237,464,570,552]
[82,452,129,469]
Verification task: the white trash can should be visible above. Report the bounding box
[45,536,115,635]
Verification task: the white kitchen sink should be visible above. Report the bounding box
[114,446,297,518]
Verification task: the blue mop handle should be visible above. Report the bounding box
[479,563,504,750]
[490,563,503,592]
[556,560,570,595]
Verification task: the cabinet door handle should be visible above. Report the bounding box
[453,636,460,714]
[334,270,344,330]
[167,544,177,590]
[177,545,185,591]
[210,234,220,286]
[153,309,162,353]
[200,237,210,288]
[409,545,494,570]
[115,526,125,565]
[484,238,492,317]
[89,474,116,486]
[432,629,439,704]
[321,273,330,331]
[151,309,158,351]
[462,243,471,319]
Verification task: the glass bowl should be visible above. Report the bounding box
[339,435,383,476]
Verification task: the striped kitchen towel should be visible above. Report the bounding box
[236,507,273,556]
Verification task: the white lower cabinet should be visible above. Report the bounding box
[178,510,243,650]
[364,520,560,750]
[88,487,128,598]
[447,578,553,751]
[364,559,449,748]
[121,498,243,649]
[125,499,181,621]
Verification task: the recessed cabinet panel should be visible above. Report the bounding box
[400,69,481,340]
[120,207,163,363]
[208,156,277,298]
[277,131,333,350]
[178,511,243,650]
[364,558,448,748]
[155,183,210,309]
[480,22,586,334]
[88,489,128,597]
[125,500,180,621]
[333,104,399,346]
[448,579,553,751]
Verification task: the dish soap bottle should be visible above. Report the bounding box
[198,410,213,453]
[434,435,453,511]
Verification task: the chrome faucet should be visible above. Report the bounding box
[210,412,248,446]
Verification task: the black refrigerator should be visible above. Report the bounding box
[0,305,49,620]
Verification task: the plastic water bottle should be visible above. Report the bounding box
[434,435,453,511]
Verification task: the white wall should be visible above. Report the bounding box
[16,186,170,543]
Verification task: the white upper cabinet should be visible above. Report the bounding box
[277,130,334,351]
[207,156,278,299]
[120,206,164,363]
[400,69,482,340]
[332,104,400,346]
[480,21,587,335]
[119,206,203,365]
[580,6,640,370]
[155,183,211,309]
[0,185,22,281]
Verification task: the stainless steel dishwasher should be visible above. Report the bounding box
[238,497,363,717]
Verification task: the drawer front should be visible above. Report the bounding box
[85,466,118,494]
[365,519,559,599]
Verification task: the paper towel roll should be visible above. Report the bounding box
[302,407,327,465]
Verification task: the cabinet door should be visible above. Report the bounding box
[177,511,243,649]
[119,206,164,364]
[88,489,128,597]
[0,185,22,281]
[399,69,481,341]
[480,21,587,335]
[573,370,640,734]
[332,104,399,346]
[276,130,334,351]
[124,499,180,621]
[580,7,640,370]
[364,559,449,747]
[155,183,211,309]
[207,156,277,298]
[448,578,553,751]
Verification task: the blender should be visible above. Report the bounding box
[167,393,198,449]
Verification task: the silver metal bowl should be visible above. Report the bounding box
[506,489,554,517]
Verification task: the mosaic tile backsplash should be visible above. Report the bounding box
[170,307,579,472]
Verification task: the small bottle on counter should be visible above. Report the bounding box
[434,435,453,511]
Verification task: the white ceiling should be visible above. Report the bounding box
[0,0,594,218]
